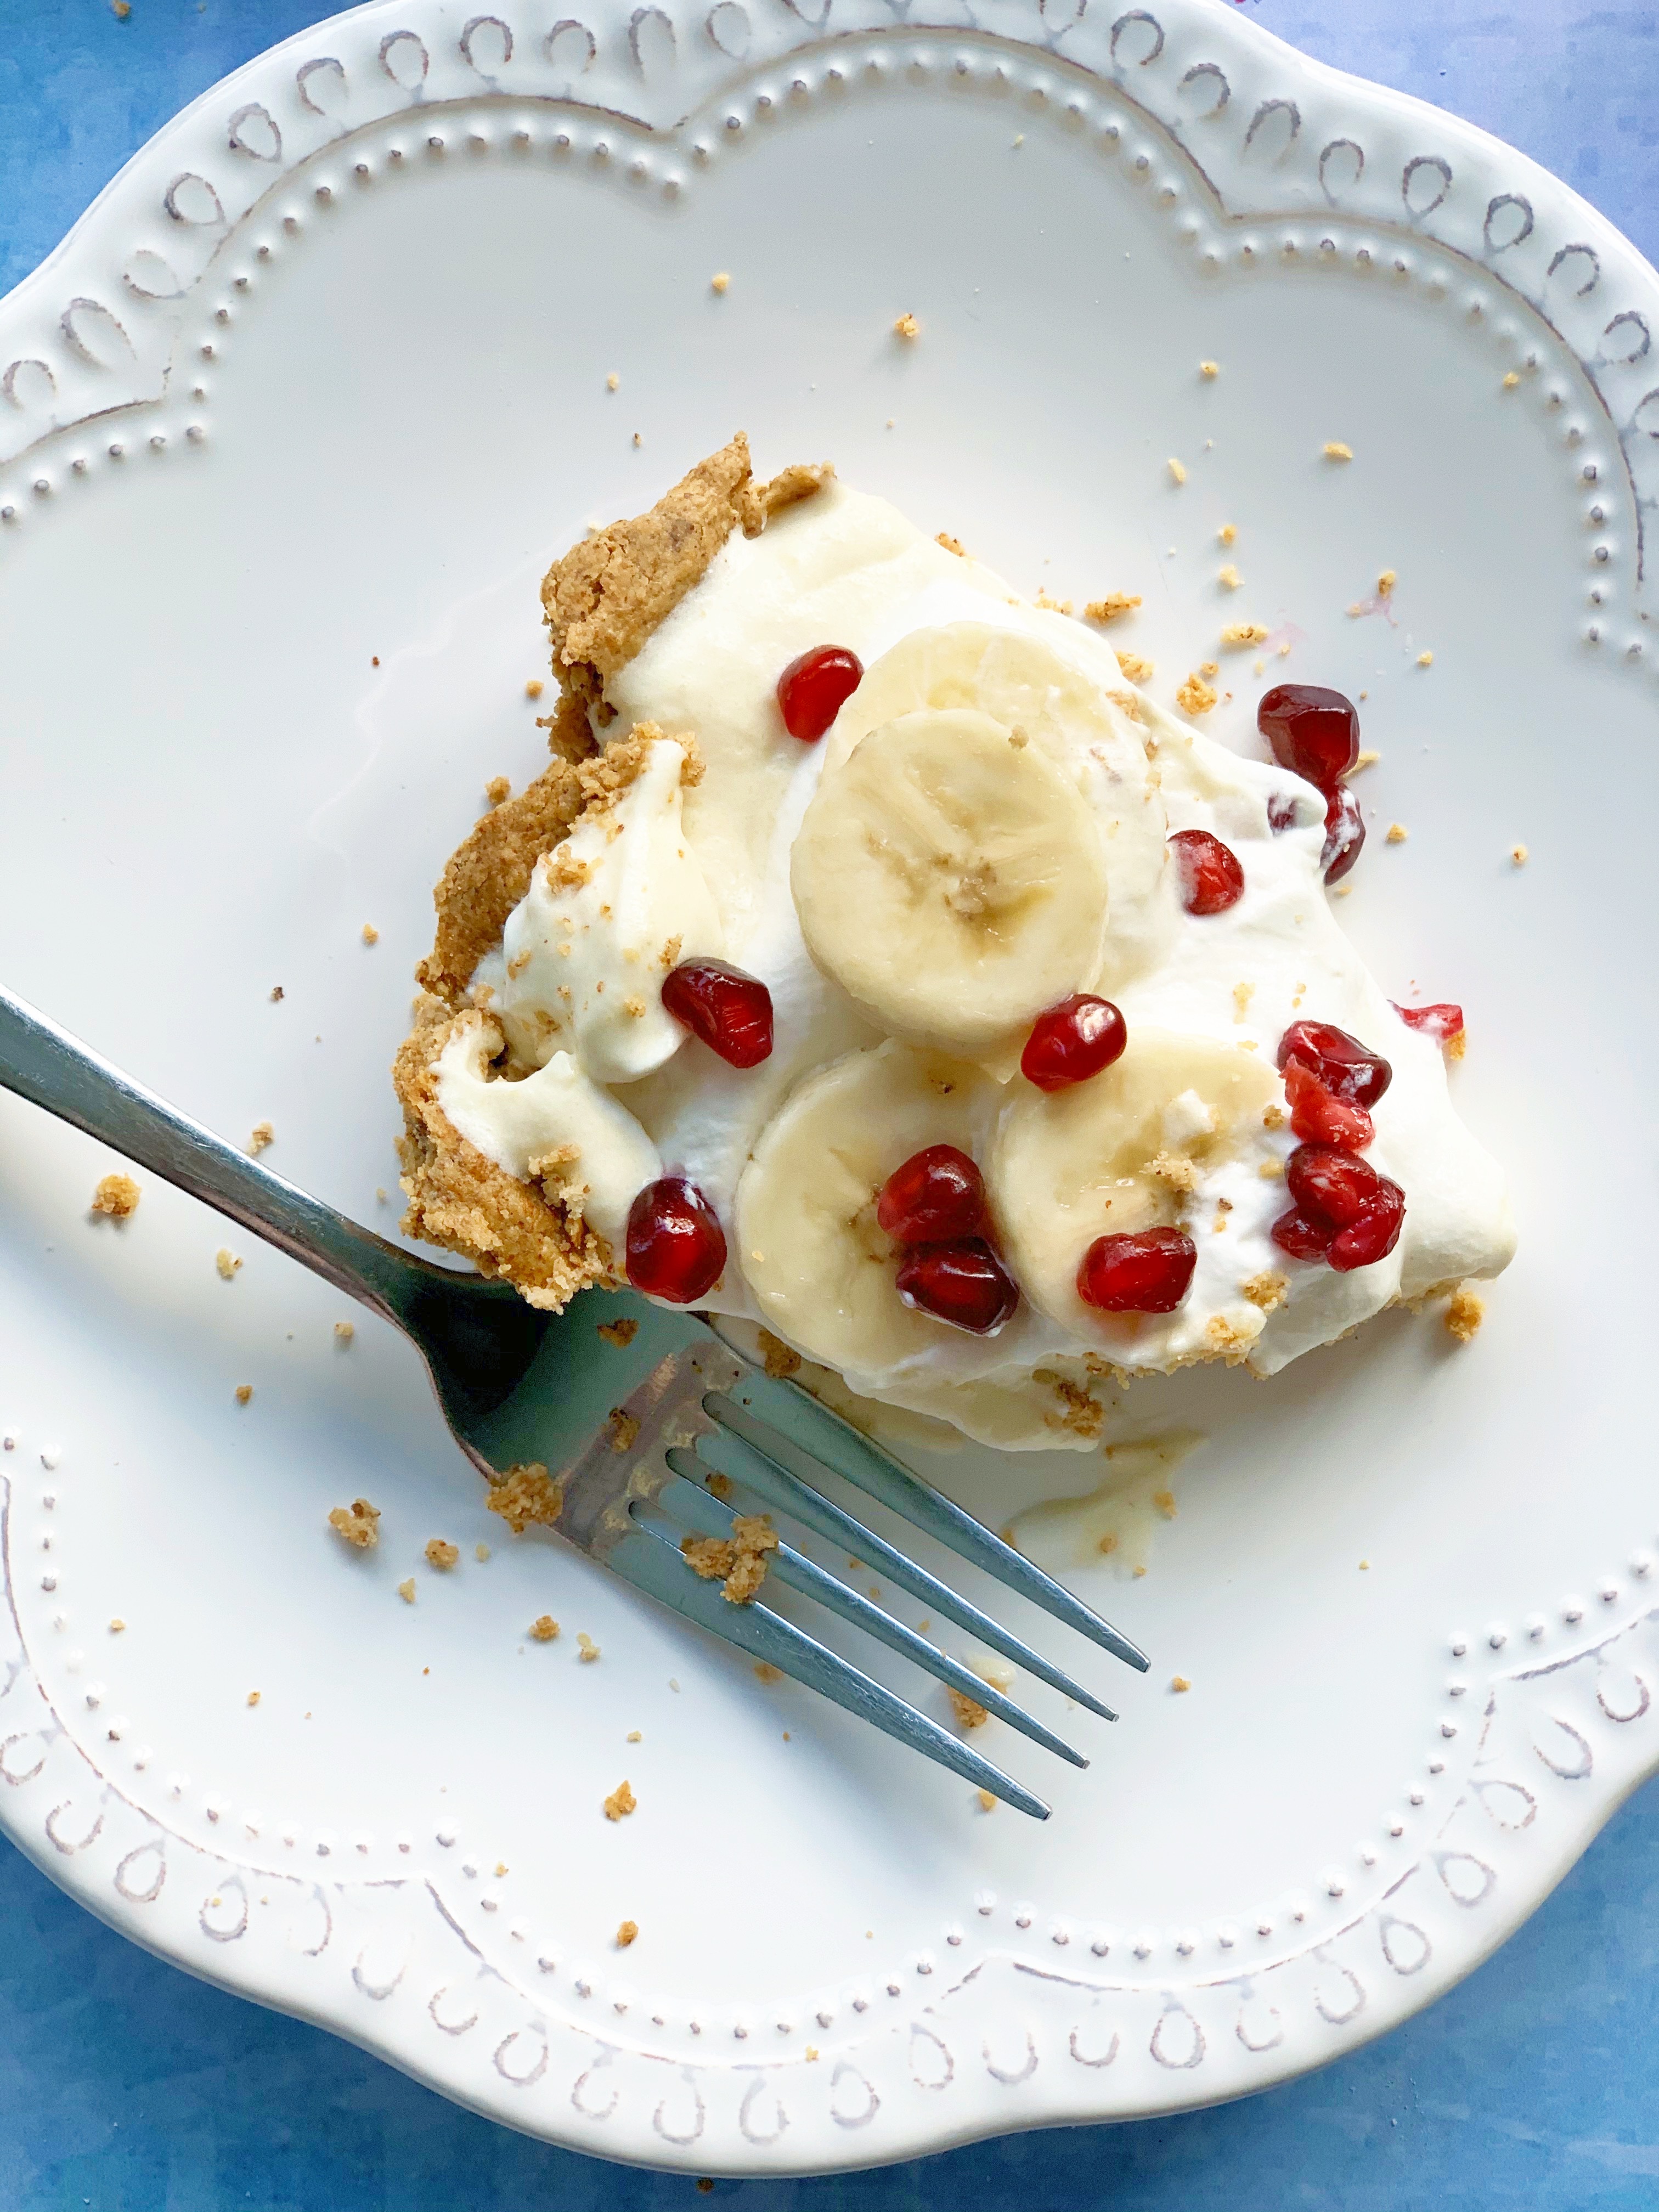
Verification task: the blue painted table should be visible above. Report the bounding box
[3,3,1657,2203]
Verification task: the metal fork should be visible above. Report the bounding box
[0,984,1148,1817]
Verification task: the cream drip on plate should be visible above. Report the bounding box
[435,479,1515,1448]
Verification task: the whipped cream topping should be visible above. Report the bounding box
[438,477,1515,1447]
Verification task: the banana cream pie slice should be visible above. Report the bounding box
[394,437,1516,1451]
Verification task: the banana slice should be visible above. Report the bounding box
[735,1040,992,1378]
[791,708,1108,1054]
[823,622,1170,991]
[990,1029,1278,1336]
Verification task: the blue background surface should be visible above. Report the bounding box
[3,2,1658,2204]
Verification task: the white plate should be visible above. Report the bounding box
[2,0,1656,2172]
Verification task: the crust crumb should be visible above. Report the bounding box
[215,1248,242,1280]
[1444,1285,1486,1342]
[1167,457,1188,485]
[1221,622,1268,647]
[681,1514,778,1604]
[607,1407,642,1454]
[1200,359,1220,379]
[1417,650,1434,668]
[1147,1150,1199,1194]
[1511,843,1529,866]
[1218,523,1237,545]
[975,1789,997,1812]
[948,1689,989,1729]
[1323,441,1353,462]
[1242,1269,1289,1312]
[397,1578,416,1604]
[246,1122,274,1157]
[1386,822,1409,844]
[616,1920,639,1948]
[335,1319,355,1345]
[710,270,730,294]
[1034,589,1074,614]
[936,532,966,557]
[578,1632,601,1662]
[1117,652,1155,685]
[603,1780,636,1821]
[486,1462,565,1534]
[893,312,920,340]
[597,1316,639,1348]
[425,1538,460,1570]
[329,1498,380,1549]
[754,1661,783,1684]
[1176,672,1218,716]
[1171,1674,1192,1693]
[1084,592,1141,624]
[704,1470,733,1500]
[1153,1489,1177,1520]
[1041,1374,1108,1440]
[91,1172,141,1218]
[758,1328,802,1379]
[234,1384,252,1406]
[1218,563,1241,591]
[528,1615,560,1641]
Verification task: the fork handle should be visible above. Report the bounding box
[0,981,430,1321]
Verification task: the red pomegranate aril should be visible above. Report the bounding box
[1322,786,1365,884]
[1393,1000,1466,1048]
[1076,1227,1198,1314]
[1285,1142,1383,1228]
[1328,1183,1406,1272]
[1284,1062,1374,1150]
[662,958,774,1068]
[1258,683,1361,793]
[776,645,863,741]
[625,1176,727,1304]
[896,1239,1019,1335]
[877,1145,988,1244]
[1271,1206,1335,1262]
[1169,829,1245,916]
[1020,994,1129,1092]
[1278,1019,1392,1107]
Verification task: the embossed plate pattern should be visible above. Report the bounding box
[1,0,1656,2171]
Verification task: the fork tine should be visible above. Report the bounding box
[659,1465,1088,1769]
[716,1367,1150,1674]
[692,1420,1119,1723]
[603,1519,1051,1818]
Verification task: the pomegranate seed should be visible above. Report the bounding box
[776,645,863,741]
[1284,1063,1374,1150]
[1271,1206,1335,1262]
[1278,1020,1392,1107]
[662,958,774,1068]
[1258,684,1360,792]
[895,1239,1018,1334]
[1285,1143,1384,1227]
[1394,1000,1466,1048]
[1020,994,1128,1092]
[1321,786,1365,884]
[1328,1184,1406,1272]
[1169,830,1245,916]
[625,1176,726,1304]
[1076,1227,1197,1314]
[877,1145,988,1243]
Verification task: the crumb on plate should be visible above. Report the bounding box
[597,1316,639,1348]
[247,1122,274,1156]
[578,1632,600,1662]
[528,1614,560,1641]
[975,1789,996,1812]
[1200,359,1219,379]
[1511,843,1529,866]
[1444,1285,1486,1342]
[893,312,919,340]
[1352,749,1379,772]
[247,1690,261,1707]
[234,1384,252,1406]
[1084,593,1141,624]
[1323,441,1353,462]
[328,1498,380,1549]
[1218,563,1240,591]
[1167,458,1187,485]
[1176,672,1218,716]
[1220,622,1267,647]
[1417,650,1434,667]
[1117,652,1155,684]
[607,1407,641,1454]
[1171,1675,1191,1693]
[754,1661,782,1684]
[425,1538,460,1570]
[616,1918,638,1946]
[216,1249,241,1280]
[710,271,730,294]
[91,1173,140,1219]
[603,1779,636,1820]
[109,1617,125,1633]
[1386,822,1409,844]
[362,923,380,946]
[1503,370,1520,389]
[397,1577,416,1604]
[335,1319,354,1344]
[681,1514,779,1604]
[948,1688,989,1729]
